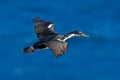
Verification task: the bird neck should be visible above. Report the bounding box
[61,33,78,41]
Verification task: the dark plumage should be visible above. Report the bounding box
[23,17,89,57]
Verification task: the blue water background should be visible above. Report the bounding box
[0,0,120,80]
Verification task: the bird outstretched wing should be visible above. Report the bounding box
[45,40,68,57]
[32,17,57,39]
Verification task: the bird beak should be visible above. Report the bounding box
[79,32,89,38]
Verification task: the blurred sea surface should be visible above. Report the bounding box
[0,0,120,80]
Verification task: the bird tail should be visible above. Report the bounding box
[23,46,35,53]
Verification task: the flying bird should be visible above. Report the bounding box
[23,17,89,57]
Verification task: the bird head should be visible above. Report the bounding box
[71,31,89,38]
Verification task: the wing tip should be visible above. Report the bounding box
[32,16,43,23]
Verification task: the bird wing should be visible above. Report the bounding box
[32,17,57,39]
[45,40,68,57]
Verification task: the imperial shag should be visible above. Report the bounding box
[23,17,89,57]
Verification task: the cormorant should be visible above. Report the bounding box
[23,17,89,57]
